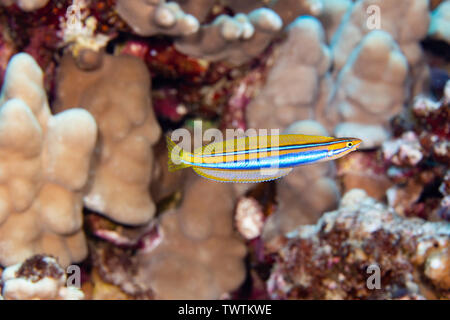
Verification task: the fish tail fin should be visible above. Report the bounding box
[166,135,191,172]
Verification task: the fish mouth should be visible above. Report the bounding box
[351,138,363,149]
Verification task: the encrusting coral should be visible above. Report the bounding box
[0,53,97,268]
[268,189,450,299]
[1,255,84,300]
[54,52,161,226]
[382,82,449,220]
[336,149,393,201]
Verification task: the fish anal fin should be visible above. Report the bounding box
[192,167,293,183]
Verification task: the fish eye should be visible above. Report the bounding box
[347,142,353,148]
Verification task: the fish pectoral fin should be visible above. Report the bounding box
[192,167,293,183]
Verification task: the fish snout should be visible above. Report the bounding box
[351,138,362,149]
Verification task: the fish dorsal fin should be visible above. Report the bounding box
[194,134,336,155]
[277,134,336,145]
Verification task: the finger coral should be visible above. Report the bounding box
[268,189,450,299]
[331,0,430,73]
[89,176,246,299]
[318,0,352,42]
[115,0,199,37]
[327,30,408,148]
[135,175,247,299]
[91,174,247,299]
[172,0,214,23]
[247,16,331,130]
[174,8,283,66]
[1,255,84,299]
[54,52,161,226]
[0,53,97,268]
[270,0,323,25]
[223,0,324,25]
[331,0,431,105]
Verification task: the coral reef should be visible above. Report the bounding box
[268,189,450,299]
[172,0,328,65]
[331,0,430,73]
[222,0,324,25]
[115,0,199,37]
[58,0,110,65]
[174,8,283,66]
[135,177,247,299]
[173,0,214,23]
[327,30,408,148]
[54,52,161,226]
[382,84,449,220]
[318,0,352,42]
[91,174,247,299]
[0,53,96,267]
[244,0,432,149]
[1,255,84,299]
[269,0,324,25]
[333,0,431,103]
[0,0,448,302]
[247,16,331,130]
[337,150,392,201]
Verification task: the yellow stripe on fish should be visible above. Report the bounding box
[167,134,362,183]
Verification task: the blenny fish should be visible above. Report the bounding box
[167,134,362,183]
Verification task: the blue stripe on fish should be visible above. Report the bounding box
[182,149,328,170]
[195,140,353,158]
